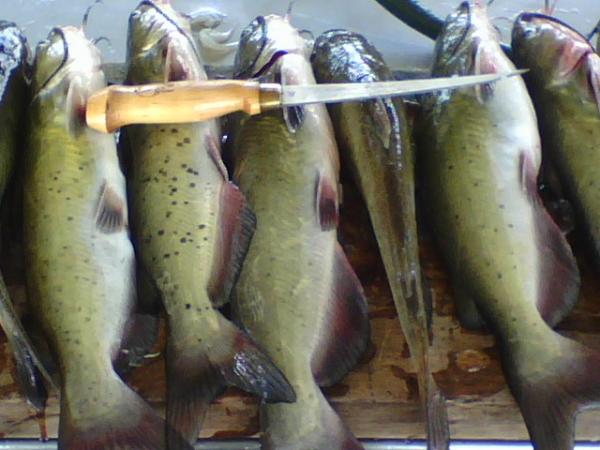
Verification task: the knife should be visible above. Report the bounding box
[86,71,524,133]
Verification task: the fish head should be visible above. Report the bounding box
[234,14,311,79]
[0,21,30,78]
[32,26,103,99]
[512,13,600,102]
[433,1,508,77]
[127,0,203,84]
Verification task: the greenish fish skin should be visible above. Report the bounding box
[419,3,600,450]
[231,15,370,450]
[24,26,178,450]
[512,13,600,268]
[125,2,295,446]
[311,30,449,450]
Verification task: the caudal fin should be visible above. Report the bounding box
[504,331,600,449]
[59,374,192,450]
[166,313,295,446]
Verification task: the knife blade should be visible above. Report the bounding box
[86,70,525,133]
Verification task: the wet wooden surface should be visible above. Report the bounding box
[1,178,600,442]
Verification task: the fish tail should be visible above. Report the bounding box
[424,373,450,450]
[166,313,296,446]
[505,330,600,450]
[59,373,192,450]
[262,388,363,450]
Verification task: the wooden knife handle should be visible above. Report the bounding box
[85,80,274,133]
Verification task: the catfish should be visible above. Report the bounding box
[419,2,600,449]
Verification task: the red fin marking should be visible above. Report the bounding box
[311,244,370,386]
[95,182,127,234]
[115,313,160,375]
[520,152,580,327]
[165,40,193,82]
[315,171,339,232]
[208,182,256,307]
[166,314,295,445]
[587,53,600,114]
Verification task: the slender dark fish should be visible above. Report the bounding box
[0,20,50,411]
[24,26,183,450]
[125,1,294,446]
[311,30,448,450]
[419,2,600,449]
[512,13,600,269]
[230,14,370,450]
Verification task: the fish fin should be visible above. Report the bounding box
[520,152,580,327]
[95,181,128,234]
[206,133,229,181]
[166,313,295,445]
[315,170,339,232]
[453,281,487,330]
[0,276,53,409]
[473,40,496,103]
[208,182,256,307]
[65,77,87,135]
[312,243,370,386]
[165,40,193,83]
[505,330,600,450]
[115,312,160,375]
[60,374,192,450]
[262,389,363,450]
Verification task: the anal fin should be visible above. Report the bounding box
[208,182,256,307]
[312,244,370,386]
[520,152,580,327]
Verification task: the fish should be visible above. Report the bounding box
[418,2,600,449]
[230,14,370,450]
[512,13,600,270]
[24,25,184,449]
[311,29,449,450]
[0,20,51,412]
[124,1,295,446]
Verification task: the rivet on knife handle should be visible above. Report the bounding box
[85,80,282,133]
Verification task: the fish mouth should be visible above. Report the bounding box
[515,12,592,45]
[33,27,69,95]
[251,49,288,78]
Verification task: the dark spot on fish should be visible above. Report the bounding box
[164,253,170,259]
[78,166,83,171]
[497,273,503,279]
[158,230,165,236]
[499,204,505,209]
[184,200,189,205]
[160,128,166,132]
[181,163,187,169]
[203,237,208,241]
[590,181,595,187]
[171,201,177,206]
[67,216,73,221]
[186,168,194,174]
[494,228,498,233]
[198,224,205,229]
[171,128,178,133]
[183,137,191,144]
[185,303,191,309]
[171,177,178,182]
[508,223,514,228]
[448,165,454,170]
[474,182,479,187]
[180,238,187,243]
[166,212,172,218]
[53,176,58,180]
[190,182,196,188]
[177,143,183,147]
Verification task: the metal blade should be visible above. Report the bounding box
[280,71,526,106]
